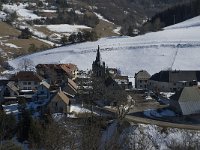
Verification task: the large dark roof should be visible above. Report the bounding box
[10,71,43,82]
[150,70,200,82]
[150,71,169,82]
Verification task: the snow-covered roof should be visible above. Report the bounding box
[179,86,200,102]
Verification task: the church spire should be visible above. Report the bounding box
[96,45,101,63]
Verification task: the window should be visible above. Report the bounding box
[28,87,31,90]
[28,82,31,85]
[140,80,142,83]
[23,82,27,85]
[34,82,38,85]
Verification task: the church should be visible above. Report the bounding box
[91,46,132,106]
[92,45,132,90]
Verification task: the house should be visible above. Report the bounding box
[113,75,132,90]
[36,63,78,84]
[148,70,200,92]
[62,78,77,96]
[48,90,70,114]
[10,71,43,90]
[33,80,51,101]
[4,81,19,97]
[170,86,200,115]
[135,70,151,89]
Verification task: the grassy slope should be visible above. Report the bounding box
[0,22,52,73]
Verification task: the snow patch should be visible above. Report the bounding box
[4,43,21,49]
[94,12,114,24]
[113,27,121,34]
[36,24,91,33]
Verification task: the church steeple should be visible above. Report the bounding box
[92,45,106,78]
[95,45,101,63]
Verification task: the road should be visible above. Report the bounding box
[125,115,200,130]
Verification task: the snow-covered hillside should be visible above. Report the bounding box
[8,16,200,80]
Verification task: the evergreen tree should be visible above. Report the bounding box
[0,111,16,140]
[18,28,32,39]
[61,35,68,45]
[17,110,32,142]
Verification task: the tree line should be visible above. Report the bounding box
[140,0,200,34]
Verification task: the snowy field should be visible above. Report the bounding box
[8,16,200,82]
[3,3,42,20]
[35,24,91,33]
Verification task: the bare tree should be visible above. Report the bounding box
[18,58,35,71]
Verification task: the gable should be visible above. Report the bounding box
[51,91,70,105]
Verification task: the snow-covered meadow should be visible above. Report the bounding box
[8,16,200,83]
[3,3,42,20]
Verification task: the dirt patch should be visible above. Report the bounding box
[35,26,54,36]
[94,20,118,37]
[0,22,20,37]
[7,37,51,57]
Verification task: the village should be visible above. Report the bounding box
[1,45,200,128]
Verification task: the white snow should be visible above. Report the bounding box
[0,11,7,20]
[2,103,19,115]
[113,27,121,34]
[75,10,83,15]
[39,9,57,13]
[94,12,114,24]
[4,43,21,49]
[8,15,200,83]
[36,24,91,33]
[31,30,47,38]
[121,123,200,150]
[17,9,42,20]
[160,92,175,98]
[165,16,200,30]
[70,104,95,114]
[3,3,42,20]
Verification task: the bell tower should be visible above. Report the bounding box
[92,45,106,78]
